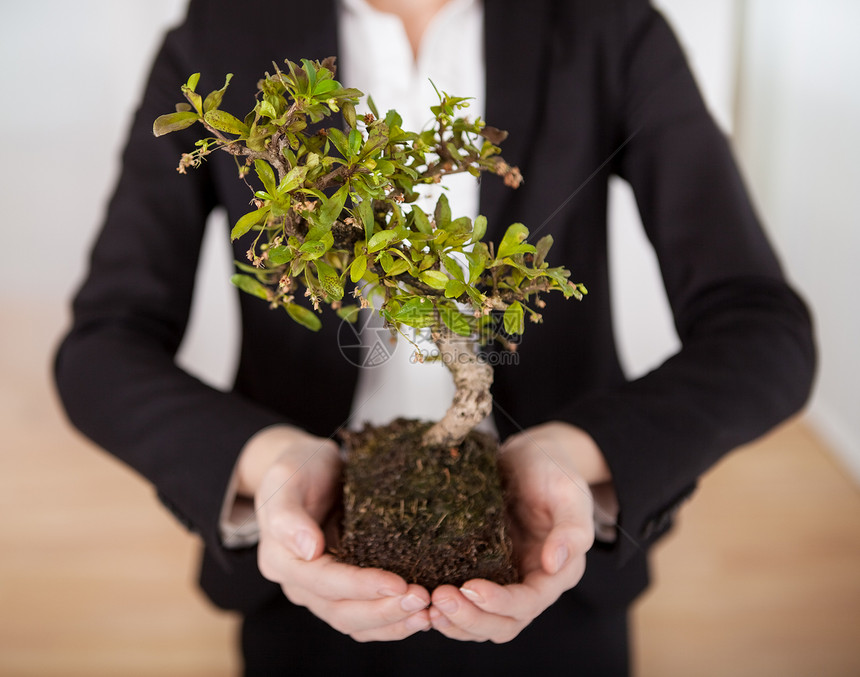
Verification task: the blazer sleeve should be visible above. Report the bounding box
[53,5,288,565]
[560,3,816,566]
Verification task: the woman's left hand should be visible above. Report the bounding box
[429,422,607,643]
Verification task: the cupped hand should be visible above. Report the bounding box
[429,422,606,643]
[241,426,431,641]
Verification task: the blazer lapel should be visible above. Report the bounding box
[282,0,340,66]
[480,0,552,239]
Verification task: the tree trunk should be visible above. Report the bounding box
[422,329,493,447]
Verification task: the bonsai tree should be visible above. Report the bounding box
[154,58,585,587]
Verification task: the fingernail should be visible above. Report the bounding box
[459,587,485,605]
[405,614,430,632]
[293,530,315,561]
[555,544,569,573]
[435,597,458,614]
[401,593,428,612]
[432,613,452,629]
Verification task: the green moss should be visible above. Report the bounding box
[337,419,517,589]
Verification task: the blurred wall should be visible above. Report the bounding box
[0,0,186,298]
[735,0,860,480]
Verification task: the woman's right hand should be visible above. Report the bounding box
[237,426,431,641]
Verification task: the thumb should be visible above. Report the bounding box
[287,525,322,562]
[540,495,595,575]
[258,470,326,562]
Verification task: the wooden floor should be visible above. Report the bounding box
[2,302,859,676]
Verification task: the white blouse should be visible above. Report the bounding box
[338,0,488,429]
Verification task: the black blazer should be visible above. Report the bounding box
[56,0,814,631]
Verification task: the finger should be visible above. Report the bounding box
[309,584,430,635]
[541,522,594,575]
[455,554,587,622]
[261,503,325,562]
[428,605,487,642]
[539,474,595,574]
[351,609,432,642]
[255,443,341,549]
[257,452,343,563]
[430,585,521,644]
[263,546,413,602]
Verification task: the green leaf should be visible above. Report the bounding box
[230,274,269,300]
[336,305,360,323]
[184,88,203,115]
[544,266,573,289]
[203,73,233,113]
[186,73,201,92]
[464,286,485,306]
[301,58,318,92]
[290,257,306,278]
[269,195,292,218]
[411,206,432,235]
[350,254,367,283]
[434,194,451,229]
[278,164,309,193]
[299,239,327,260]
[246,125,268,151]
[378,251,394,273]
[384,109,403,130]
[439,306,472,337]
[470,214,487,244]
[203,109,249,136]
[231,206,269,240]
[286,303,322,331]
[503,301,525,335]
[535,235,554,267]
[361,122,389,159]
[342,100,357,129]
[442,254,465,282]
[152,111,199,136]
[314,260,343,300]
[394,298,435,328]
[368,230,398,253]
[313,79,339,96]
[387,258,410,276]
[376,159,395,175]
[419,270,449,290]
[258,100,278,119]
[348,128,362,157]
[267,245,293,265]
[357,198,374,241]
[254,159,277,196]
[317,185,348,229]
[464,249,487,284]
[327,127,349,158]
[367,95,380,119]
[444,280,467,298]
[432,229,448,247]
[497,222,536,259]
[445,216,472,235]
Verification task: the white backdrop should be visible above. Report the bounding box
[735,0,860,480]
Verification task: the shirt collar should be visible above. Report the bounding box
[339,0,477,23]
